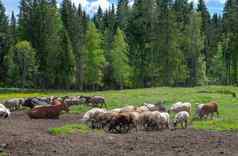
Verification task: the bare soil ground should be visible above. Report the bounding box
[1,111,238,156]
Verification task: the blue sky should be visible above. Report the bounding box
[2,0,225,17]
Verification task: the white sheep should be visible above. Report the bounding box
[196,103,205,117]
[173,111,190,129]
[0,107,10,119]
[81,108,107,123]
[159,112,170,129]
[169,102,192,114]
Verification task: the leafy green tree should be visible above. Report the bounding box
[111,28,132,89]
[4,41,38,88]
[84,22,106,90]
[19,0,62,88]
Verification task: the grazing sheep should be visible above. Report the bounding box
[139,111,161,130]
[196,103,205,117]
[81,108,107,126]
[92,112,115,129]
[4,98,25,111]
[127,111,141,131]
[199,101,219,119]
[64,96,85,106]
[81,96,106,108]
[108,112,134,133]
[169,102,192,114]
[91,96,106,108]
[173,111,190,129]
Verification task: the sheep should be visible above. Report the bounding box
[63,96,85,106]
[173,111,190,129]
[169,102,192,114]
[127,111,141,131]
[199,101,219,119]
[108,112,134,133]
[81,108,107,127]
[81,96,106,108]
[139,111,161,130]
[0,107,10,119]
[4,98,25,111]
[196,103,205,117]
[159,112,170,129]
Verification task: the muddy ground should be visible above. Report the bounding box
[0,111,238,156]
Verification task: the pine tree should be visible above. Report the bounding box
[84,22,106,90]
[185,12,206,85]
[127,0,156,87]
[0,0,9,83]
[61,1,88,89]
[155,0,187,86]
[117,0,129,31]
[197,0,211,74]
[223,0,238,84]
[111,28,131,89]
[9,12,17,46]
[19,0,62,88]
[4,41,38,88]
[55,29,76,89]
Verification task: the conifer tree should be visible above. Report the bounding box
[111,28,131,89]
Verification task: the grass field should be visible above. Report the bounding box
[1,85,238,132]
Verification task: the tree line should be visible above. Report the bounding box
[0,0,237,90]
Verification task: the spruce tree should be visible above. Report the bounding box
[111,28,131,89]
[0,0,9,83]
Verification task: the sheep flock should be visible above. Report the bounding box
[0,95,219,134]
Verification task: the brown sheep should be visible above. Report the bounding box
[108,112,134,133]
[199,101,219,119]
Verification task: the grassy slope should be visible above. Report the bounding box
[1,86,238,132]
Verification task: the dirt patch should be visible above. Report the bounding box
[0,111,237,156]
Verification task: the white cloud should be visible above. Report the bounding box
[70,0,110,15]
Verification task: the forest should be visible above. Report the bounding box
[0,0,237,90]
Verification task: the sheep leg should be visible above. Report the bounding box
[185,120,187,129]
[181,123,183,129]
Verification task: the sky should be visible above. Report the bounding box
[2,0,225,17]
